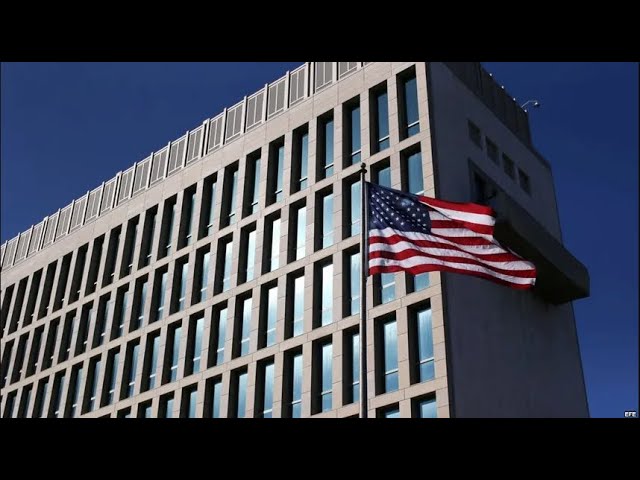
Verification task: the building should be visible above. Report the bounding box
[0,62,590,418]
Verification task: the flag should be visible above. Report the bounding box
[367,182,536,289]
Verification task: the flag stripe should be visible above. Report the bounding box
[367,182,536,290]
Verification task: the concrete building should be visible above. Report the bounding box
[0,62,590,418]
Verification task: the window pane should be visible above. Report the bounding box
[229,169,238,224]
[321,263,333,326]
[237,371,247,418]
[223,242,233,292]
[186,192,195,244]
[187,389,197,418]
[323,119,334,176]
[351,332,360,403]
[350,181,361,236]
[206,180,217,235]
[383,407,400,418]
[296,206,306,260]
[192,316,204,373]
[246,229,256,281]
[170,326,181,382]
[158,272,167,320]
[241,297,252,356]
[383,320,398,392]
[293,275,304,337]
[211,380,222,418]
[263,362,274,418]
[270,218,281,271]
[200,252,210,302]
[417,307,435,382]
[377,166,391,188]
[419,397,437,418]
[322,193,334,248]
[350,252,360,316]
[377,91,390,150]
[216,308,227,365]
[275,145,284,202]
[381,273,396,304]
[406,151,424,195]
[403,75,420,137]
[413,273,429,292]
[300,132,309,190]
[266,286,277,347]
[321,342,333,412]
[148,335,159,390]
[291,353,303,418]
[251,157,261,214]
[178,263,188,311]
[349,105,361,165]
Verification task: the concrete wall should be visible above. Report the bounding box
[426,62,589,417]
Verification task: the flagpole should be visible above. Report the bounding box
[359,162,369,419]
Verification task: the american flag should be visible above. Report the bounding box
[367,182,536,290]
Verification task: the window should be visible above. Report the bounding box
[65,364,83,418]
[42,319,59,370]
[286,272,305,339]
[111,287,129,340]
[263,215,281,273]
[159,197,177,258]
[172,259,189,313]
[139,207,157,267]
[473,171,498,204]
[159,393,174,418]
[256,359,275,418]
[291,124,309,192]
[312,340,333,414]
[0,340,13,388]
[239,225,257,283]
[243,151,261,217]
[11,335,27,383]
[142,332,160,392]
[49,372,65,418]
[138,401,153,418]
[398,68,420,139]
[165,323,182,384]
[131,277,148,331]
[343,329,360,405]
[235,296,252,358]
[40,261,58,315]
[378,317,399,393]
[206,377,223,418]
[345,250,360,316]
[102,229,120,287]
[58,313,75,363]
[317,112,334,179]
[503,153,515,179]
[75,304,92,355]
[267,139,285,205]
[179,187,196,248]
[289,203,306,262]
[373,161,396,303]
[216,237,233,294]
[93,295,111,348]
[371,85,390,152]
[194,249,210,303]
[414,396,437,418]
[186,315,204,375]
[344,98,361,166]
[17,384,32,418]
[410,304,435,384]
[3,391,16,418]
[26,326,44,376]
[259,284,278,349]
[348,179,361,237]
[221,163,239,227]
[486,137,499,164]
[519,168,531,194]
[33,378,49,418]
[83,357,101,413]
[199,173,217,238]
[407,272,430,293]
[284,349,303,418]
[230,369,248,418]
[317,190,334,250]
[152,269,168,322]
[121,341,140,399]
[315,261,333,327]
[101,349,119,407]
[181,385,198,418]
[402,149,424,195]
[68,247,85,304]
[378,404,400,418]
[468,120,482,148]
[121,217,139,277]
[209,306,227,367]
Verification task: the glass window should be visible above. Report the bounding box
[295,205,306,261]
[198,252,210,303]
[346,102,361,165]
[239,297,252,357]
[259,361,275,418]
[349,332,360,404]
[165,203,176,256]
[104,351,119,406]
[295,130,309,191]
[222,240,233,292]
[321,263,333,326]
[33,379,49,418]
[169,325,182,383]
[268,142,285,204]
[381,273,396,304]
[381,405,400,418]
[248,156,261,215]
[134,280,147,330]
[468,120,482,148]
[228,168,238,224]
[235,370,248,418]
[184,387,197,418]
[123,343,139,399]
[349,251,360,316]
[375,89,390,151]
[503,154,515,179]
[93,296,110,347]
[245,228,257,281]
[214,307,227,366]
[142,209,156,267]
[67,365,83,418]
[350,180,361,236]
[410,273,430,292]
[85,358,101,413]
[415,306,434,383]
[139,402,153,418]
[405,150,424,195]
[50,372,65,418]
[382,318,399,393]
[264,285,278,348]
[322,192,334,248]
[124,220,138,275]
[204,176,217,237]
[486,137,499,164]
[185,191,196,246]
[177,263,188,312]
[157,271,167,320]
[146,334,160,391]
[18,385,32,418]
[274,144,284,202]
[210,378,222,418]
[268,217,281,272]
[319,116,334,178]
[293,275,304,337]
[190,316,204,374]
[417,397,437,418]
[114,290,129,339]
[288,352,303,418]
[401,72,420,138]
[160,395,174,419]
[519,168,531,194]
[320,342,332,412]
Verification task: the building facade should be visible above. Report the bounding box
[0,62,589,418]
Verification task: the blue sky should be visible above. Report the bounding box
[1,62,637,417]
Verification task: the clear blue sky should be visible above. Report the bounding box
[1,62,637,417]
